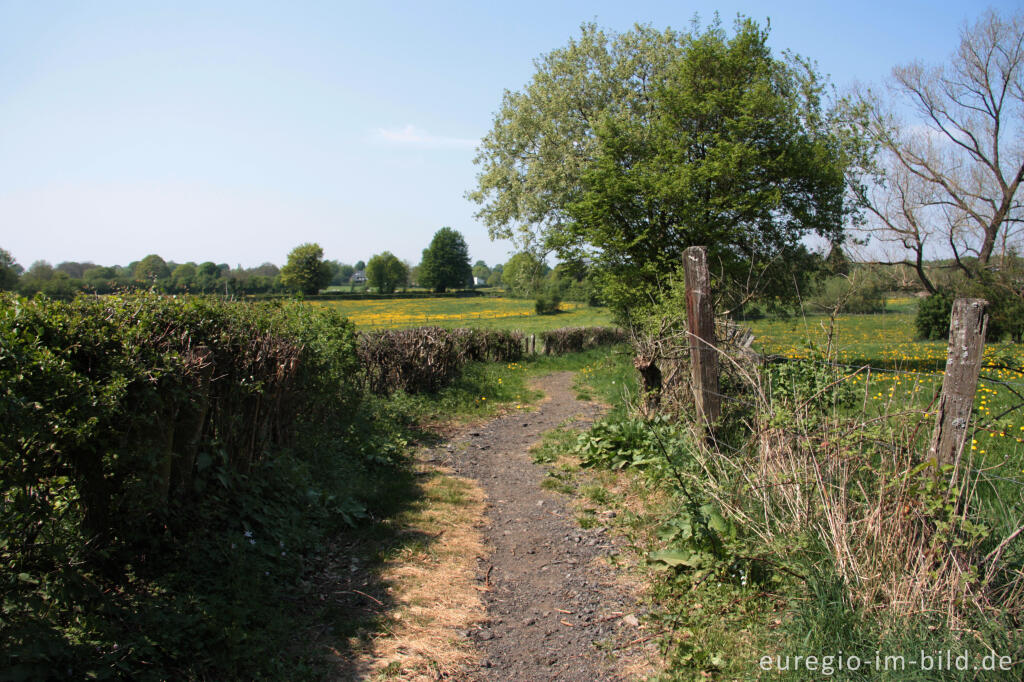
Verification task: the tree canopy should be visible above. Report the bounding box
[502,251,548,298]
[280,243,332,295]
[470,18,851,316]
[366,252,409,293]
[134,254,170,283]
[418,227,472,293]
[0,248,20,291]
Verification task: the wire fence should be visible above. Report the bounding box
[661,332,1024,494]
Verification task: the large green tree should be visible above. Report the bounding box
[171,263,197,290]
[365,252,409,293]
[471,19,850,316]
[418,227,472,293]
[280,243,332,295]
[134,254,170,283]
[472,260,491,282]
[501,251,548,298]
[0,248,20,291]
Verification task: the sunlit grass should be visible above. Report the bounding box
[308,296,613,331]
[748,300,1024,471]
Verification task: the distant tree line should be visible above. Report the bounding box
[0,248,289,298]
[2,224,604,305]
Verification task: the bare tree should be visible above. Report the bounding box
[847,9,1024,285]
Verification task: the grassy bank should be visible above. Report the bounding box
[558,301,1024,680]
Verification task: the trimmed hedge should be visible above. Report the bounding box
[540,326,627,355]
[358,326,523,394]
[0,293,374,678]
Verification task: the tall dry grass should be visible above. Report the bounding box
[688,349,1024,635]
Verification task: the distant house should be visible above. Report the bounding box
[474,276,487,286]
[350,270,367,284]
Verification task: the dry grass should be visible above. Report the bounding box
[690,353,1024,634]
[348,454,488,681]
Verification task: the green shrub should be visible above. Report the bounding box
[959,278,1024,343]
[808,275,886,314]
[534,292,562,315]
[915,292,954,340]
[0,293,387,678]
[990,293,1024,343]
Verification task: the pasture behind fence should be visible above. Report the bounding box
[663,246,1024,634]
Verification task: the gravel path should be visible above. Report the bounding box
[434,371,647,681]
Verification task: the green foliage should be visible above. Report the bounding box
[171,262,197,289]
[134,253,170,283]
[959,273,1024,343]
[365,251,409,294]
[824,243,851,276]
[280,242,332,295]
[534,292,561,315]
[542,262,601,305]
[575,414,676,471]
[915,292,954,340]
[989,293,1024,343]
[472,18,851,317]
[501,251,547,298]
[331,262,355,285]
[764,358,860,431]
[470,23,688,249]
[418,227,472,293]
[808,273,887,313]
[570,19,847,315]
[0,293,386,678]
[471,260,491,282]
[0,248,20,290]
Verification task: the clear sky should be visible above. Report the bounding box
[0,1,1017,270]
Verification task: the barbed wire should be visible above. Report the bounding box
[970,468,1024,489]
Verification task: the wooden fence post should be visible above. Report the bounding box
[684,246,720,427]
[927,298,987,475]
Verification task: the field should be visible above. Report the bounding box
[309,290,1024,468]
[310,296,613,332]
[747,296,1024,469]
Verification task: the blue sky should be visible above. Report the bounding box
[0,1,1016,269]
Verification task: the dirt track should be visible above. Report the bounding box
[435,371,650,681]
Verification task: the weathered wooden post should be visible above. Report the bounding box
[928,298,987,475]
[684,246,720,428]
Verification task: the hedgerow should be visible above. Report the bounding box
[539,326,626,355]
[0,293,396,679]
[357,326,523,394]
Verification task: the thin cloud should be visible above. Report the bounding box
[374,124,477,149]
